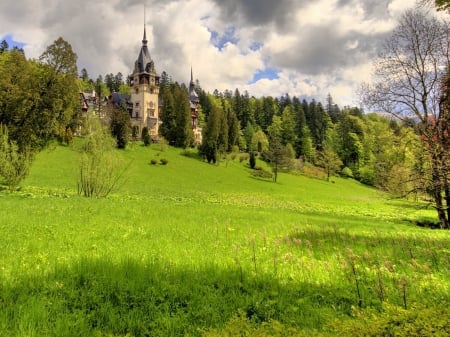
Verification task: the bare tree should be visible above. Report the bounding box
[418,0,450,12]
[362,8,450,228]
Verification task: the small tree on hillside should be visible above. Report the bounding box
[264,116,291,182]
[77,115,124,198]
[317,143,343,182]
[0,125,32,192]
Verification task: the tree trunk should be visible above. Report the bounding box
[443,179,450,229]
[431,161,449,229]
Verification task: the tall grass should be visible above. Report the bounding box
[0,141,448,336]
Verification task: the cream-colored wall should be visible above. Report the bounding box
[130,75,159,139]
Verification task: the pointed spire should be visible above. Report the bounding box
[189,66,199,103]
[143,26,147,45]
[142,3,147,45]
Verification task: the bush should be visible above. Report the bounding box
[77,115,124,198]
[301,162,326,179]
[239,153,249,163]
[0,125,33,192]
[160,158,168,165]
[150,159,158,165]
[329,304,450,337]
[201,312,321,337]
[141,127,150,146]
[341,166,354,178]
[251,167,273,179]
[358,165,374,185]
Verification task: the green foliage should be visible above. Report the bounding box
[250,166,273,179]
[0,125,33,191]
[160,83,194,148]
[201,312,323,337]
[77,115,124,197]
[264,116,292,182]
[341,166,354,178]
[141,127,150,146]
[358,165,374,185]
[251,130,269,153]
[0,40,79,151]
[160,158,168,165]
[330,304,450,336]
[110,107,131,149]
[317,144,343,182]
[200,97,229,163]
[39,37,78,76]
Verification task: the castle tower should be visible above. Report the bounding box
[189,68,202,144]
[130,26,160,140]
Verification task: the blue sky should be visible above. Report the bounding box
[1,34,25,49]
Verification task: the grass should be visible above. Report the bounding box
[0,140,449,336]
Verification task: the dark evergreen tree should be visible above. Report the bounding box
[225,101,240,151]
[110,106,131,149]
[200,96,228,162]
[0,40,9,53]
[141,127,150,146]
[307,100,330,151]
[264,116,290,182]
[326,93,341,123]
[249,151,256,169]
[159,87,177,144]
[104,73,115,93]
[173,85,194,148]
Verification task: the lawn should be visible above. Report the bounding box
[0,141,448,336]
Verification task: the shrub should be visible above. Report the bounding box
[251,167,273,179]
[201,312,321,337]
[150,159,158,165]
[341,166,354,178]
[160,158,168,165]
[239,153,249,163]
[158,137,168,152]
[0,125,33,192]
[329,304,450,337]
[141,127,150,146]
[358,165,374,185]
[77,115,124,198]
[301,162,326,179]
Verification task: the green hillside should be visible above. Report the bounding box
[0,142,448,337]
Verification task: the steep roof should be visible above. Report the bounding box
[189,67,199,103]
[136,27,153,74]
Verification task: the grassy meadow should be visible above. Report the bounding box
[0,141,449,336]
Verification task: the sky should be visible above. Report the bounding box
[0,0,418,107]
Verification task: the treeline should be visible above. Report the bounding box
[154,72,422,193]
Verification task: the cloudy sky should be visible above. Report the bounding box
[1,0,417,106]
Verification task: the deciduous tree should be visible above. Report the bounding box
[362,9,450,228]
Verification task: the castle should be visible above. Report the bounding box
[82,26,202,143]
[128,26,202,142]
[128,26,160,139]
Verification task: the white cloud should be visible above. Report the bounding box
[0,0,425,106]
